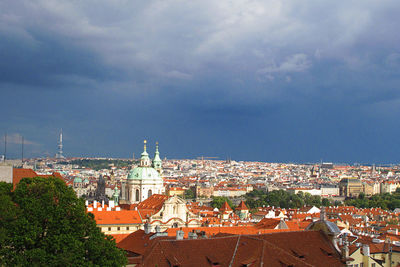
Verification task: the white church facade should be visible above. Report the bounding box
[121,140,165,204]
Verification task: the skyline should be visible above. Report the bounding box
[1,132,398,166]
[1,1,400,163]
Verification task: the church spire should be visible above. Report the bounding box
[153,141,162,173]
[140,140,151,167]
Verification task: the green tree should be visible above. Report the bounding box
[0,178,126,266]
[184,189,195,199]
[322,198,331,207]
[210,196,233,209]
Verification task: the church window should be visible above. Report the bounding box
[136,189,140,202]
[148,189,152,197]
[172,223,178,228]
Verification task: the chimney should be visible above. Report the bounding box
[102,200,105,208]
[155,225,161,233]
[176,230,184,240]
[85,200,89,206]
[93,201,97,208]
[362,244,370,257]
[144,223,152,234]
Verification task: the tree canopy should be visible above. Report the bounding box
[183,188,195,200]
[345,189,400,210]
[210,196,234,209]
[244,189,332,210]
[0,177,126,266]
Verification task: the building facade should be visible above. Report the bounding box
[121,140,165,204]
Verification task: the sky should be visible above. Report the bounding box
[1,1,400,164]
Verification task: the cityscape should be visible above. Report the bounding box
[2,1,400,266]
[2,136,400,266]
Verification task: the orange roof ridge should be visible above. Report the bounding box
[220,201,232,212]
[236,201,248,211]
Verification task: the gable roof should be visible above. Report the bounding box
[137,194,169,211]
[220,201,232,213]
[140,231,343,267]
[235,200,248,211]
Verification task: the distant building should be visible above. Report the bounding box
[167,187,185,197]
[339,177,363,197]
[321,186,339,197]
[287,187,321,196]
[195,185,214,198]
[363,181,380,196]
[381,181,400,194]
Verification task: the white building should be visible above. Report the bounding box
[121,140,165,204]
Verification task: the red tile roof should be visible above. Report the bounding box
[137,194,169,211]
[166,226,293,238]
[12,168,64,189]
[140,231,343,267]
[255,218,281,229]
[235,200,248,211]
[220,201,232,213]
[89,210,143,225]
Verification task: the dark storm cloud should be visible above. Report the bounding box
[1,1,400,162]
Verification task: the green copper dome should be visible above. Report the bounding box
[73,177,82,183]
[127,166,162,180]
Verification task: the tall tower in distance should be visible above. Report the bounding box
[55,129,65,159]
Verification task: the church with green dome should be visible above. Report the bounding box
[121,140,165,204]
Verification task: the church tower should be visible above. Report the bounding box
[140,140,151,167]
[152,141,162,174]
[123,140,165,204]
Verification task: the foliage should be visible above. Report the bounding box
[345,191,400,210]
[0,178,126,266]
[183,189,195,199]
[210,196,234,209]
[60,159,134,170]
[244,189,333,210]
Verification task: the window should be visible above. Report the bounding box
[108,227,111,231]
[148,189,152,197]
[372,264,376,267]
[136,189,140,201]
[117,227,120,231]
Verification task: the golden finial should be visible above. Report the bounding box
[144,140,147,151]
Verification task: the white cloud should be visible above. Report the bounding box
[164,70,192,80]
[258,54,311,74]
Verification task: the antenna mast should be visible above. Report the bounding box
[21,136,24,163]
[56,129,64,159]
[4,132,6,161]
